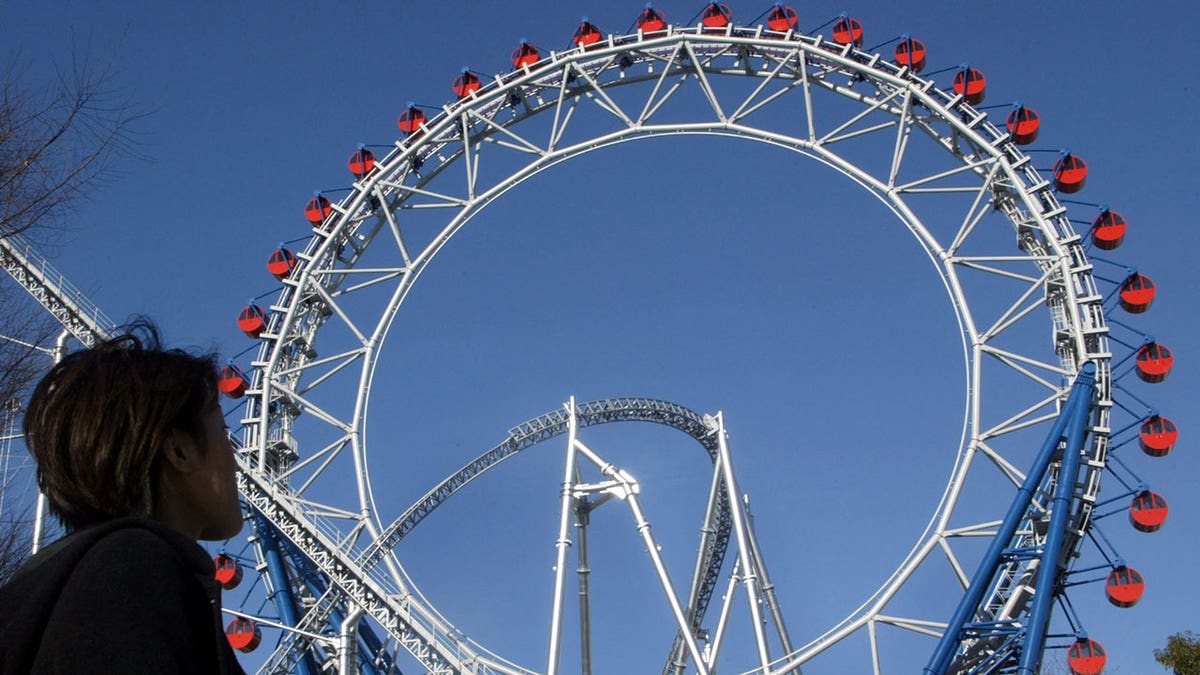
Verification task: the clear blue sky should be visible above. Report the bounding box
[4,1,1198,673]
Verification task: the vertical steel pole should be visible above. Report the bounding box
[546,398,581,675]
[30,330,68,554]
[714,412,772,672]
[575,492,593,675]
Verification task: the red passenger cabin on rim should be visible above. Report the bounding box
[894,37,926,73]
[237,304,269,339]
[953,67,986,105]
[225,617,262,653]
[348,148,376,177]
[1066,638,1106,675]
[304,195,332,224]
[217,364,249,400]
[1090,210,1127,249]
[573,20,602,48]
[1129,490,1169,532]
[832,17,864,47]
[1118,272,1155,313]
[1139,415,1177,456]
[267,247,297,280]
[700,3,732,31]
[766,5,798,33]
[637,5,666,34]
[1006,106,1039,145]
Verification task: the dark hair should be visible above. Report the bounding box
[23,319,219,530]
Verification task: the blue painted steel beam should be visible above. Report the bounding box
[252,512,318,675]
[924,363,1096,674]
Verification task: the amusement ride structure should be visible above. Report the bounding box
[0,4,1180,674]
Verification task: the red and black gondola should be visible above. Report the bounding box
[1118,273,1155,314]
[225,617,262,653]
[573,20,603,48]
[347,148,376,178]
[237,304,269,339]
[1135,342,1174,383]
[1130,490,1169,532]
[1139,415,1178,457]
[832,17,864,47]
[267,247,297,281]
[1066,638,1106,675]
[700,3,732,32]
[1090,209,1127,250]
[217,365,249,399]
[1053,153,1088,193]
[304,195,332,225]
[953,67,986,105]
[1105,565,1145,608]
[637,6,667,34]
[452,71,482,99]
[766,5,798,33]
[213,553,244,590]
[1005,105,1039,145]
[894,37,927,73]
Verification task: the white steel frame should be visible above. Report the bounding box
[234,21,1113,674]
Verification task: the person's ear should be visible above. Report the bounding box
[160,429,202,473]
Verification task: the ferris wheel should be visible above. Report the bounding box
[199,4,1179,674]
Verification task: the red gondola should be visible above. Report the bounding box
[214,553,244,590]
[1005,105,1039,145]
[952,67,986,105]
[1053,153,1087,193]
[1105,565,1145,608]
[573,19,602,48]
[511,41,541,70]
[237,305,269,339]
[894,37,927,73]
[1119,273,1156,313]
[1066,638,1106,675]
[347,148,376,177]
[1139,415,1178,457]
[267,247,297,281]
[225,617,262,653]
[304,195,332,225]
[217,365,249,399]
[1135,342,1174,383]
[700,3,732,31]
[397,106,427,135]
[832,17,864,47]
[766,5,798,32]
[1130,490,1169,532]
[1090,210,1127,250]
[452,71,481,99]
[637,6,667,34]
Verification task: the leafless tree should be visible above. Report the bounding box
[0,53,144,577]
[1,54,144,240]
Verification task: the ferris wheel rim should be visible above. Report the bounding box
[239,23,1113,673]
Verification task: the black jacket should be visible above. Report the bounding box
[0,517,245,674]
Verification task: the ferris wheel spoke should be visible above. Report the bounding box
[875,615,949,639]
[946,163,1003,254]
[952,259,1043,284]
[892,155,998,194]
[974,440,1029,488]
[635,43,690,125]
[270,381,353,433]
[572,66,636,129]
[937,537,971,588]
[980,344,1069,380]
[816,87,903,147]
[681,42,728,123]
[278,435,351,491]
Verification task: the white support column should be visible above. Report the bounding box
[546,397,581,675]
[714,412,773,672]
